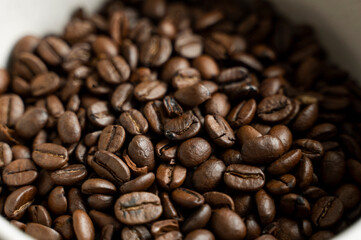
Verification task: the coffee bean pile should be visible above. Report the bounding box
[1,0,361,239]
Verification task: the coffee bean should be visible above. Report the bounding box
[28,205,52,227]
[119,109,149,135]
[98,125,125,153]
[280,193,311,218]
[203,191,235,210]
[37,36,70,65]
[172,68,201,90]
[73,209,95,240]
[320,151,345,186]
[267,149,302,175]
[89,209,121,231]
[15,107,48,138]
[87,101,115,128]
[266,174,296,195]
[311,196,344,228]
[151,219,179,238]
[53,215,75,240]
[155,139,177,162]
[255,189,276,225]
[185,229,215,240]
[244,214,261,240]
[204,93,230,117]
[308,123,337,141]
[25,223,62,240]
[32,143,68,170]
[192,55,219,80]
[227,99,257,128]
[0,94,24,127]
[121,225,152,240]
[236,125,262,146]
[192,159,225,192]
[293,138,324,160]
[11,35,40,61]
[31,72,60,97]
[143,100,168,135]
[87,194,114,211]
[120,172,155,194]
[128,135,155,171]
[92,36,118,58]
[221,149,242,166]
[57,111,81,144]
[233,194,253,217]
[224,164,265,191]
[81,178,116,195]
[91,150,130,185]
[156,163,187,191]
[97,56,130,84]
[48,186,67,216]
[68,187,87,214]
[12,52,47,80]
[204,115,235,147]
[210,208,246,240]
[177,137,212,168]
[115,192,162,225]
[2,159,37,187]
[257,95,293,123]
[164,111,201,140]
[295,156,314,188]
[134,80,168,102]
[162,57,190,82]
[4,185,37,220]
[292,103,319,132]
[175,32,203,59]
[241,135,285,164]
[111,83,134,111]
[182,204,212,233]
[172,188,204,209]
[0,142,12,167]
[310,231,334,240]
[174,82,211,107]
[268,125,293,151]
[140,36,172,67]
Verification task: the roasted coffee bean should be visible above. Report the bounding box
[0,94,24,127]
[119,109,148,135]
[203,192,235,210]
[242,135,285,164]
[172,188,204,209]
[140,36,172,67]
[31,72,60,97]
[89,210,121,231]
[87,101,115,128]
[244,214,262,240]
[123,150,149,176]
[308,123,337,141]
[98,125,125,153]
[162,57,190,82]
[121,225,152,240]
[87,194,114,210]
[182,204,212,233]
[236,125,262,146]
[295,156,314,189]
[266,174,296,195]
[120,172,155,194]
[227,99,257,128]
[91,150,130,185]
[257,95,293,123]
[128,135,155,171]
[192,55,219,80]
[156,163,187,191]
[292,103,319,132]
[224,164,265,191]
[175,83,211,107]
[37,36,70,65]
[293,139,324,160]
[2,159,37,187]
[280,193,311,218]
[111,83,134,111]
[185,229,215,240]
[97,56,130,84]
[268,125,293,151]
[57,111,81,144]
[155,139,177,162]
[320,151,345,186]
[234,194,253,217]
[101,224,114,240]
[192,159,225,192]
[172,68,201,90]
[13,52,47,80]
[92,36,118,58]
[53,215,75,240]
[25,223,62,240]
[11,35,40,61]
[175,32,203,59]
[164,111,201,140]
[32,143,68,170]
[310,231,334,240]
[115,192,162,225]
[210,208,246,240]
[143,100,168,135]
[81,178,116,195]
[134,80,168,102]
[28,205,52,227]
[335,184,361,210]
[204,93,230,117]
[311,196,344,228]
[221,148,243,166]
[48,186,67,216]
[151,219,179,238]
[163,96,183,117]
[73,209,95,240]
[204,115,235,147]
[177,137,212,168]
[15,107,48,138]
[0,142,12,167]
[267,149,302,175]
[255,189,276,225]
[4,185,37,220]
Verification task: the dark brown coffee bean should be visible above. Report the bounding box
[151,219,179,238]
[32,143,68,170]
[134,80,168,102]
[255,189,276,225]
[227,99,257,128]
[175,32,203,59]
[28,205,52,227]
[236,125,262,146]
[156,163,187,191]
[280,193,311,218]
[192,159,225,192]
[203,93,230,118]
[31,72,60,97]
[84,130,102,147]
[308,123,337,141]
[224,164,265,191]
[335,184,361,210]
[292,103,319,132]
[87,194,114,210]
[92,36,118,58]
[143,100,168,135]
[120,39,139,70]
[174,82,211,107]
[267,149,302,175]
[204,115,235,147]
[163,96,183,117]
[4,185,37,220]
[203,191,235,210]
[0,142,12,167]
[0,94,24,127]
[119,109,149,135]
[121,225,152,240]
[178,137,212,168]
[242,135,285,164]
[160,192,183,221]
[320,151,345,186]
[155,139,177,162]
[25,223,62,240]
[172,68,201,90]
[185,229,215,240]
[293,138,324,160]
[67,188,87,214]
[347,159,361,186]
[234,194,253,217]
[87,101,115,128]
[192,55,219,80]
[115,192,162,225]
[268,125,293,151]
[89,210,121,231]
[37,36,70,65]
[73,209,95,240]
[48,186,67,216]
[311,196,344,228]
[120,172,155,194]
[295,156,314,189]
[85,73,112,96]
[164,111,201,140]
[98,125,125,153]
[221,149,242,166]
[140,36,172,67]
[97,56,130,84]
[266,174,296,195]
[244,214,261,240]
[310,231,334,240]
[303,186,327,201]
[210,208,246,240]
[182,204,212,233]
[53,215,74,240]
[81,178,116,195]
[15,107,48,138]
[172,188,204,209]
[12,76,30,97]
[111,83,134,111]
[91,150,130,185]
[162,57,190,82]
[2,159,37,187]
[123,150,149,176]
[128,135,155,171]
[257,95,293,123]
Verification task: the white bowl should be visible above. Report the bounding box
[0,0,360,239]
